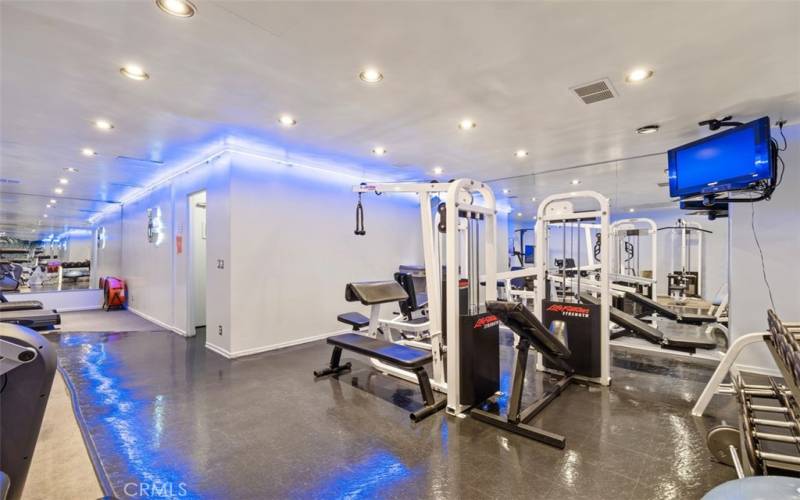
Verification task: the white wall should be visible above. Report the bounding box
[94,207,123,284]
[729,123,800,371]
[64,234,92,262]
[5,288,102,312]
[94,149,435,357]
[97,153,224,338]
[226,152,424,356]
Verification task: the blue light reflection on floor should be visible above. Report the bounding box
[59,332,217,499]
[297,449,418,500]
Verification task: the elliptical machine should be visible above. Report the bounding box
[0,323,57,500]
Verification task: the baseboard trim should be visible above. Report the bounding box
[58,306,103,313]
[207,328,350,360]
[127,306,186,336]
[204,341,232,358]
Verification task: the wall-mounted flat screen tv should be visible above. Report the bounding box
[668,116,773,198]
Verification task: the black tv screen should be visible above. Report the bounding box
[668,116,773,198]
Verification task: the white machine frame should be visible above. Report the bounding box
[610,218,658,300]
[354,179,498,416]
[534,191,611,386]
[667,219,704,298]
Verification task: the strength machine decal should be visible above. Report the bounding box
[546,303,591,318]
[474,315,500,329]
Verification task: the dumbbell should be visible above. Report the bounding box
[706,425,745,478]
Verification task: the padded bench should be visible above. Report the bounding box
[325,333,432,369]
[314,332,444,422]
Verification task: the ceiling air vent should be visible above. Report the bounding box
[0,178,21,184]
[570,78,617,104]
[657,181,669,187]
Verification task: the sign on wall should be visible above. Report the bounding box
[146,207,165,246]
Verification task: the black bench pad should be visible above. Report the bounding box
[487,301,571,357]
[676,313,718,325]
[337,312,370,328]
[327,333,431,369]
[345,281,408,305]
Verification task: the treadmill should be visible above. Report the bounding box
[580,293,716,353]
[0,292,60,330]
[0,291,43,312]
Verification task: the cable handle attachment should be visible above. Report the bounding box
[354,191,366,236]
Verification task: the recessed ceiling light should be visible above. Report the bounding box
[372,146,387,156]
[359,67,383,83]
[43,214,48,218]
[433,166,444,175]
[458,119,477,130]
[94,119,114,131]
[516,212,523,217]
[569,191,577,196]
[53,187,64,194]
[46,204,51,209]
[81,148,97,156]
[502,189,510,194]
[65,167,79,173]
[571,179,581,185]
[278,114,297,127]
[636,125,660,134]
[50,199,56,204]
[629,208,635,213]
[531,197,536,202]
[156,0,196,17]
[58,178,69,185]
[515,150,529,158]
[120,64,149,81]
[625,68,654,83]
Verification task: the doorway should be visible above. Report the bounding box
[188,190,207,337]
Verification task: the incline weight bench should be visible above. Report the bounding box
[314,281,446,422]
[471,300,575,448]
[624,290,717,325]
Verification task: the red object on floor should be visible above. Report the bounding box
[102,277,127,311]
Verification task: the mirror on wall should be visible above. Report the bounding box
[0,192,121,294]
[494,153,729,308]
[0,230,94,292]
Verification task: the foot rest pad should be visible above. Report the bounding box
[337,312,370,329]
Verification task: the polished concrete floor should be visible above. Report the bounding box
[23,310,159,500]
[51,319,740,499]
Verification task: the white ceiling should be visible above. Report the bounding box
[1,1,798,238]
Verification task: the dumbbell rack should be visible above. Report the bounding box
[704,310,800,477]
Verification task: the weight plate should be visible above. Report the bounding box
[707,425,741,467]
